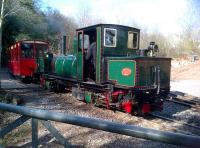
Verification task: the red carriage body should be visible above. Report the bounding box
[7,40,49,78]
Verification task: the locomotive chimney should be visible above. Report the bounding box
[62,35,67,55]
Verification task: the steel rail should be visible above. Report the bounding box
[149,113,200,132]
[166,98,200,109]
[0,103,200,147]
[0,87,40,90]
[169,92,200,106]
[166,98,193,107]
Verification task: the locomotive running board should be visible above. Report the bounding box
[81,82,110,92]
[44,74,77,83]
[43,74,110,92]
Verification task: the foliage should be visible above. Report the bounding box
[140,28,200,58]
[1,0,77,63]
[1,0,200,60]
[176,27,200,56]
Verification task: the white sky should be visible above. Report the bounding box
[41,0,189,35]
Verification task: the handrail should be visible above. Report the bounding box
[0,103,200,147]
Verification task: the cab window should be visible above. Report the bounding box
[128,31,138,49]
[104,28,117,47]
[78,34,89,51]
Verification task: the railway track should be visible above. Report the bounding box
[148,92,200,136]
[149,113,200,131]
[167,92,200,109]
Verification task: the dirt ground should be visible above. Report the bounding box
[171,59,200,81]
[170,59,200,97]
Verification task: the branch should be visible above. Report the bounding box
[0,0,5,19]
[3,3,22,18]
[4,7,22,18]
[3,0,25,18]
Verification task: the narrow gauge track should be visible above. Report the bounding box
[0,87,41,92]
[166,94,200,109]
[148,113,200,135]
[1,85,44,94]
[149,93,200,136]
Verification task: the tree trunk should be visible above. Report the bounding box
[0,0,5,88]
[0,18,2,88]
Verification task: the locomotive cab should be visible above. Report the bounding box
[76,24,141,83]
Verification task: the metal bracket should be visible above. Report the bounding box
[0,115,30,139]
[41,120,71,147]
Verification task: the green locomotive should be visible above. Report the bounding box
[41,24,171,115]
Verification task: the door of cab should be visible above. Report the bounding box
[77,31,84,80]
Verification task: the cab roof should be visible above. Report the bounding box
[76,24,140,31]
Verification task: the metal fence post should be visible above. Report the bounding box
[32,118,38,148]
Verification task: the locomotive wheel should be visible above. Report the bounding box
[55,83,66,93]
[132,109,145,116]
[132,104,145,117]
[47,83,53,92]
[46,81,54,92]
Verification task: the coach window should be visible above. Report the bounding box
[128,31,138,49]
[36,44,48,57]
[21,43,34,58]
[104,28,117,47]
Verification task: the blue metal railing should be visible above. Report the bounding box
[0,103,200,147]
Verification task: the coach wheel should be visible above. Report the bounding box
[22,76,31,84]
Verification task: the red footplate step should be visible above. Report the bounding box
[142,103,151,113]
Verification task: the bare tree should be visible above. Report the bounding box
[77,6,92,28]
[0,0,5,56]
[175,0,200,57]
[0,0,5,88]
[140,29,174,57]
